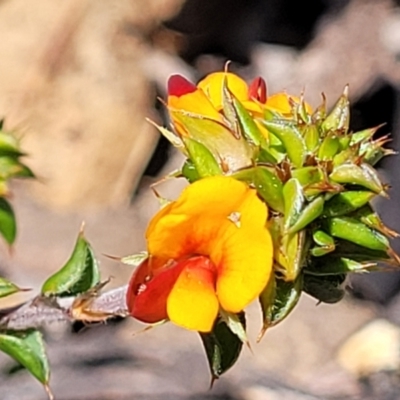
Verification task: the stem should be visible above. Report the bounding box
[0,285,129,331]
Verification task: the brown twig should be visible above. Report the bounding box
[0,285,129,331]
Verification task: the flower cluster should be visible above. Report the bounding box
[125,70,396,379]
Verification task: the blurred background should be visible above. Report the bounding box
[1,0,400,398]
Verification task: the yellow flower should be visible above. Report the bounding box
[127,176,273,332]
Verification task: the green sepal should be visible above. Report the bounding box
[199,314,245,381]
[233,166,284,213]
[0,197,16,245]
[321,86,350,133]
[323,216,389,251]
[181,159,201,183]
[0,330,52,395]
[258,273,302,339]
[303,274,346,304]
[322,190,375,218]
[183,138,222,178]
[41,228,100,297]
[261,120,306,167]
[330,163,385,195]
[307,257,375,276]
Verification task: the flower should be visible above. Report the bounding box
[126,176,273,332]
[167,74,254,172]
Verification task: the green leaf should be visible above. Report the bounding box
[321,86,350,133]
[258,274,302,340]
[261,120,306,167]
[0,131,23,156]
[323,216,389,252]
[231,94,266,147]
[41,227,100,297]
[307,257,375,276]
[0,329,52,397]
[0,197,16,245]
[120,252,148,267]
[200,315,245,381]
[318,132,340,161]
[183,138,222,178]
[303,274,346,304]
[181,159,201,183]
[283,178,304,231]
[322,190,375,218]
[0,277,29,298]
[233,166,284,213]
[287,195,324,235]
[330,163,385,195]
[219,310,248,345]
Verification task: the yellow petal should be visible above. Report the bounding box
[147,176,273,314]
[210,187,273,312]
[167,256,219,332]
[197,72,249,110]
[267,93,313,115]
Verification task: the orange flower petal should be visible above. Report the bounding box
[167,75,222,124]
[197,72,249,110]
[167,256,219,332]
[147,176,273,315]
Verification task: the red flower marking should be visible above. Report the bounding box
[248,77,267,103]
[168,75,197,97]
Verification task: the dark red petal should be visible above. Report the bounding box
[167,74,197,97]
[127,258,184,324]
[248,76,267,103]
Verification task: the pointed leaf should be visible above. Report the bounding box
[0,277,29,298]
[120,252,149,267]
[41,228,100,297]
[183,138,222,178]
[324,216,389,252]
[322,190,375,218]
[287,195,324,235]
[0,131,23,156]
[321,86,350,133]
[318,132,340,161]
[330,163,385,195]
[261,120,306,167]
[233,166,284,213]
[303,274,345,304]
[0,330,51,390]
[259,274,302,338]
[181,159,201,183]
[307,257,375,276]
[283,178,304,231]
[200,315,245,380]
[0,197,16,245]
[219,310,248,345]
[231,94,266,147]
